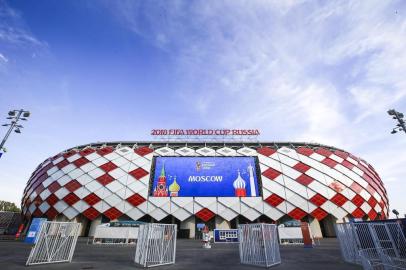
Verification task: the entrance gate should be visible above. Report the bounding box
[26,221,81,266]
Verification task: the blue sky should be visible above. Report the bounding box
[0,0,405,217]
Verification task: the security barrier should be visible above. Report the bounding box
[335,222,406,268]
[92,224,138,244]
[238,224,281,267]
[26,221,81,266]
[335,222,359,264]
[359,248,406,270]
[134,223,177,267]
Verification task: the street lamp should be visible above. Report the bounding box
[388,109,406,135]
[0,109,31,158]
[392,209,399,219]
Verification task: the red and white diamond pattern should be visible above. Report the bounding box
[22,144,389,222]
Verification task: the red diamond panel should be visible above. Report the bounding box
[334,150,349,159]
[35,184,45,195]
[296,147,314,156]
[100,161,118,173]
[63,193,80,206]
[310,194,327,206]
[196,208,215,222]
[129,168,149,180]
[63,150,76,159]
[134,146,153,156]
[368,197,377,208]
[351,195,364,207]
[97,146,114,156]
[342,160,354,170]
[296,174,314,186]
[288,208,307,220]
[368,209,378,220]
[126,194,146,207]
[322,158,338,168]
[32,208,43,217]
[256,147,276,157]
[265,194,284,207]
[79,148,95,156]
[330,193,348,207]
[104,207,122,220]
[350,182,363,193]
[97,174,114,186]
[330,182,344,193]
[262,167,281,180]
[33,196,42,206]
[293,162,311,173]
[46,194,59,206]
[83,207,100,220]
[315,148,333,157]
[311,208,328,221]
[56,159,69,169]
[48,182,61,193]
[83,193,101,205]
[65,180,82,192]
[46,207,58,219]
[73,157,89,167]
[352,208,365,219]
[366,184,375,195]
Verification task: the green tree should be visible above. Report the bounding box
[0,200,21,212]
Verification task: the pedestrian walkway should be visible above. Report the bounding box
[0,238,361,269]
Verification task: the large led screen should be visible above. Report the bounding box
[150,156,261,197]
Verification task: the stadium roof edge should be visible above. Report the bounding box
[63,141,346,153]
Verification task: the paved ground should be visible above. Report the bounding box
[0,238,361,270]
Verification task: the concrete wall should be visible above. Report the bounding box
[215,216,231,230]
[180,216,196,238]
[88,216,102,237]
[309,217,323,238]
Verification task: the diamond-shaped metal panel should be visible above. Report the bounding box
[195,208,215,222]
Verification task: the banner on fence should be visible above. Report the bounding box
[25,218,47,244]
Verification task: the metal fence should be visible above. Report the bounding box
[238,224,281,268]
[359,248,406,270]
[335,222,360,264]
[26,221,81,266]
[335,222,406,268]
[134,223,177,268]
[92,224,138,245]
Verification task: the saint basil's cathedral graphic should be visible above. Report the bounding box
[232,163,257,197]
[153,162,257,197]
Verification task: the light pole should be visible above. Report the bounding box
[388,109,406,134]
[392,209,399,219]
[0,109,31,158]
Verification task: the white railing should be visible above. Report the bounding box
[359,248,406,270]
[92,224,138,245]
[134,223,177,268]
[238,224,281,268]
[26,221,81,266]
[335,222,406,269]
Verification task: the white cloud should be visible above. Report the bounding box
[0,1,47,47]
[0,52,7,62]
[107,0,406,216]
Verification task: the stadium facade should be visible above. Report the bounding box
[21,141,389,238]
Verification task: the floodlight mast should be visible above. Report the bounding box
[387,109,406,135]
[0,109,31,156]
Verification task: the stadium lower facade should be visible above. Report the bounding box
[21,141,389,238]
